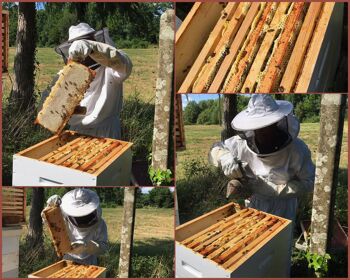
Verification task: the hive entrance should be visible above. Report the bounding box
[179,2,334,93]
[180,208,287,271]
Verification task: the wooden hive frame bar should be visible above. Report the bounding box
[42,206,72,257]
[179,207,287,270]
[34,132,130,174]
[177,2,337,93]
[48,263,101,278]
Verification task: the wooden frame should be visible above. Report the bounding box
[28,260,106,278]
[2,187,26,226]
[2,10,9,74]
[42,206,71,257]
[13,130,133,186]
[176,2,343,93]
[176,203,292,277]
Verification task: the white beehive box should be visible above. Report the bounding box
[176,203,292,278]
[13,130,132,186]
[28,260,106,278]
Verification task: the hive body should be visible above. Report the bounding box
[12,131,133,186]
[28,260,106,278]
[176,203,292,278]
[36,62,94,134]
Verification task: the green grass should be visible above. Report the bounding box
[3,47,158,103]
[176,122,348,180]
[20,207,173,278]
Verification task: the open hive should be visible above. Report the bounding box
[13,130,133,186]
[2,187,26,226]
[176,2,343,93]
[29,260,106,278]
[39,134,129,173]
[176,203,292,277]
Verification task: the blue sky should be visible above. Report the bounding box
[141,187,174,194]
[181,94,219,108]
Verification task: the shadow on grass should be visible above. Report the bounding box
[19,236,173,278]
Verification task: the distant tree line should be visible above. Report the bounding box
[183,94,323,125]
[3,2,173,48]
[26,187,174,209]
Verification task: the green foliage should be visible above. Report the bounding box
[4,2,173,48]
[183,101,201,125]
[305,251,331,277]
[177,158,230,223]
[148,167,173,186]
[120,93,155,160]
[148,187,174,208]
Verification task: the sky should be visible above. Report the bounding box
[181,94,219,108]
[141,187,174,194]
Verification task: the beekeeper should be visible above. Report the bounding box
[43,188,108,265]
[42,22,132,139]
[209,95,315,221]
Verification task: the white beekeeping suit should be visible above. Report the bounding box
[45,188,108,265]
[209,95,315,221]
[42,23,132,139]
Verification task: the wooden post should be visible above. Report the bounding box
[221,95,237,142]
[152,9,175,170]
[310,94,346,255]
[118,187,136,278]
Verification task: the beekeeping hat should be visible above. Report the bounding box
[231,94,293,131]
[68,23,96,42]
[61,188,100,217]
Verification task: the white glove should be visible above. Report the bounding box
[46,195,61,207]
[68,40,93,62]
[41,195,61,222]
[219,153,244,179]
[208,144,231,167]
[70,240,101,255]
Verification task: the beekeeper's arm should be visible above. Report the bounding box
[70,221,108,256]
[209,136,251,179]
[68,40,132,126]
[69,39,132,80]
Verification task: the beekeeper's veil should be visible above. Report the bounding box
[55,22,115,66]
[61,188,102,235]
[231,94,300,156]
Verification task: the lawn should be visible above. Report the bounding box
[19,207,173,278]
[176,122,348,180]
[2,47,158,103]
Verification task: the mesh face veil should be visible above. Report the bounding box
[68,210,99,228]
[236,115,295,156]
[55,28,110,69]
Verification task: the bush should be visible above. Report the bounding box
[183,101,200,125]
[177,159,231,223]
[121,93,155,160]
[2,101,51,185]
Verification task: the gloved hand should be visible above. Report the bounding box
[70,240,101,255]
[41,195,62,222]
[208,144,230,167]
[220,153,244,179]
[69,40,93,62]
[46,195,62,207]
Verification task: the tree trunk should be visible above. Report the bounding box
[152,9,175,171]
[118,187,136,278]
[10,2,36,112]
[310,94,346,255]
[27,188,45,246]
[221,95,237,142]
